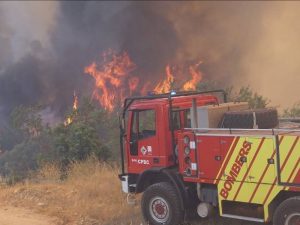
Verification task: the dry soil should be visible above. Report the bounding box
[0,206,56,225]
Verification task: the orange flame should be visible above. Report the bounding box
[182,62,203,91]
[85,49,204,112]
[128,77,139,95]
[85,50,136,112]
[64,91,79,126]
[154,65,174,94]
[64,117,72,126]
[73,91,78,110]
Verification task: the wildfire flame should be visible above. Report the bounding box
[73,91,78,110]
[85,49,203,112]
[85,49,137,112]
[154,65,175,94]
[182,62,202,91]
[65,117,72,126]
[64,91,79,126]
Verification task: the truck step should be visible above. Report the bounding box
[222,214,264,223]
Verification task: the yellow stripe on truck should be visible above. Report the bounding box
[217,135,300,221]
[214,137,237,184]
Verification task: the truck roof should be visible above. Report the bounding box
[188,128,300,137]
[129,94,219,110]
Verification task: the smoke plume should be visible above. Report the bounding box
[0,1,300,122]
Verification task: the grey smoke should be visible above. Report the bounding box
[0,6,13,72]
[0,1,300,122]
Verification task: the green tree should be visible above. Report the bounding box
[10,105,43,138]
[0,131,54,183]
[196,81,269,109]
[52,121,111,167]
[283,102,300,117]
[74,98,119,158]
[0,125,23,151]
[232,86,269,109]
[48,98,113,167]
[0,101,113,179]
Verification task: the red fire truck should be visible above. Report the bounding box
[119,90,300,225]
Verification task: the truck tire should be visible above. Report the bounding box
[221,108,278,129]
[141,182,184,225]
[273,196,300,225]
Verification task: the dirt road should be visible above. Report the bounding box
[0,206,56,225]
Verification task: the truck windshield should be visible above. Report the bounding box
[171,108,191,130]
[138,109,156,139]
[172,111,181,130]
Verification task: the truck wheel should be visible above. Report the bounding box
[141,182,184,225]
[221,108,278,129]
[273,196,300,225]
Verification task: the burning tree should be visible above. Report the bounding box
[64,91,79,126]
[84,49,137,112]
[85,49,204,112]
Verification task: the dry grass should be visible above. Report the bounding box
[0,158,262,225]
[0,158,141,225]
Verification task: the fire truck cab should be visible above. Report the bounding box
[119,90,300,225]
[125,93,219,174]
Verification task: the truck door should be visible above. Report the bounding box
[220,136,250,182]
[127,108,159,173]
[197,136,221,180]
[247,136,276,184]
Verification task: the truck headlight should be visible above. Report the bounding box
[184,136,190,144]
[184,146,191,155]
[184,156,191,164]
[185,168,192,176]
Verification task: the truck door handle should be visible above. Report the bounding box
[215,156,221,161]
[249,176,255,180]
[153,158,160,164]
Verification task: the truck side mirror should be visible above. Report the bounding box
[119,114,126,136]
